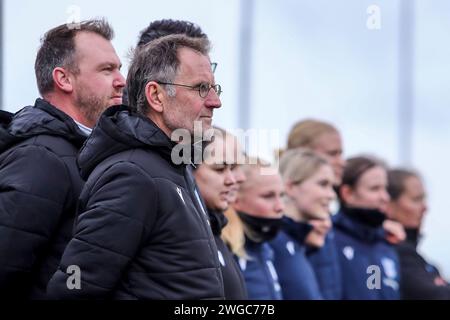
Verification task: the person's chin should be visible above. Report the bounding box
[311,208,329,219]
[200,117,212,127]
[110,97,123,105]
[316,239,326,248]
[217,201,228,212]
[307,237,325,248]
[227,191,237,204]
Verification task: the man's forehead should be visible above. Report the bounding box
[74,32,117,59]
[176,48,212,79]
[74,31,107,47]
[177,46,209,60]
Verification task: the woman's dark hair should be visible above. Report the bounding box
[387,168,420,201]
[339,155,387,205]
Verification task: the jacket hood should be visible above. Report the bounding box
[0,98,85,153]
[78,105,178,179]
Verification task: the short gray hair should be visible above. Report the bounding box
[126,34,210,115]
[35,18,114,96]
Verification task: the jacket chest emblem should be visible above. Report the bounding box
[381,257,397,278]
[176,186,186,205]
[343,246,354,260]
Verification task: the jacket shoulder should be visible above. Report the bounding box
[2,134,80,160]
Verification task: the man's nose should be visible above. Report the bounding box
[114,72,126,88]
[205,89,221,109]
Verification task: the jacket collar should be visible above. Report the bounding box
[281,216,313,245]
[405,228,421,248]
[208,209,229,236]
[333,208,386,243]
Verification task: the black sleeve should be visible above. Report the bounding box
[399,247,450,300]
[46,162,157,299]
[0,145,70,296]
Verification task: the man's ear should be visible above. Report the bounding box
[145,81,165,113]
[52,67,73,93]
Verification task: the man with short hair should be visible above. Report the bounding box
[0,18,125,298]
[123,18,215,105]
[47,34,224,299]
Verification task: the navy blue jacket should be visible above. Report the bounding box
[333,208,400,300]
[0,99,86,299]
[237,239,283,300]
[270,217,323,300]
[47,105,224,299]
[307,228,343,299]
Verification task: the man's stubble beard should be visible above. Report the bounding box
[75,88,110,126]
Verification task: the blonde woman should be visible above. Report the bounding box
[286,119,403,299]
[271,149,335,299]
[222,159,284,300]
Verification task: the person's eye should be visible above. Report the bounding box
[318,180,329,187]
[102,65,113,72]
[212,165,226,172]
[199,83,209,90]
[327,150,341,157]
[195,83,210,95]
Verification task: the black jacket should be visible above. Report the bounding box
[209,209,248,300]
[47,105,225,299]
[0,99,86,298]
[397,229,450,300]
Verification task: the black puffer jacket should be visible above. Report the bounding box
[47,105,225,299]
[0,99,86,298]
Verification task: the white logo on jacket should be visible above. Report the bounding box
[381,257,399,291]
[381,257,397,278]
[176,186,185,205]
[343,246,354,260]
